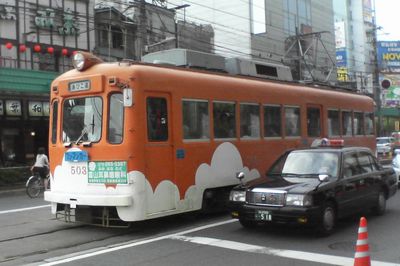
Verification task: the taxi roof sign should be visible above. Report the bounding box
[311,138,344,148]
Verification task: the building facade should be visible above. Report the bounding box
[94,1,214,61]
[168,0,336,83]
[333,0,375,94]
[252,0,336,82]
[0,0,95,167]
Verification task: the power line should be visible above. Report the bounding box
[5,0,381,77]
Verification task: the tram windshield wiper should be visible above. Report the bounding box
[75,125,90,144]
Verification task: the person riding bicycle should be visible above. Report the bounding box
[31,147,49,190]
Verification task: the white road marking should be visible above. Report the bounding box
[37,219,398,266]
[171,235,398,266]
[40,219,237,265]
[0,205,50,215]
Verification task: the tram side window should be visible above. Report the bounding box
[328,109,340,136]
[353,112,364,135]
[147,97,168,141]
[342,111,353,136]
[365,112,374,135]
[307,107,321,137]
[108,93,124,144]
[285,106,300,137]
[264,105,281,137]
[213,101,236,139]
[51,101,58,144]
[240,103,260,139]
[182,99,209,140]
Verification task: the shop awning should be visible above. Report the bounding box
[0,68,59,95]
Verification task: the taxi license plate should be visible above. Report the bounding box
[255,210,272,221]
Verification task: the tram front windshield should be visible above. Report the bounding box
[62,97,103,143]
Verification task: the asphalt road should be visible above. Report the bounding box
[0,190,399,266]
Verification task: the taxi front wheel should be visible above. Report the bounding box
[316,202,336,236]
[372,190,386,216]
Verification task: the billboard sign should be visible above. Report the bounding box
[337,67,349,82]
[377,41,400,73]
[336,49,347,67]
[335,21,346,49]
[380,73,400,107]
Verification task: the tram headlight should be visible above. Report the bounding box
[229,190,246,202]
[73,52,86,71]
[72,52,103,71]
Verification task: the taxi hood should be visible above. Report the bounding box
[244,176,323,194]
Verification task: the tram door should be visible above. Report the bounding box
[144,94,176,214]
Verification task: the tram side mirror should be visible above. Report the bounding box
[123,88,133,107]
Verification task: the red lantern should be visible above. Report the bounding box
[47,47,54,54]
[19,44,27,53]
[61,48,68,56]
[33,44,41,53]
[5,42,13,49]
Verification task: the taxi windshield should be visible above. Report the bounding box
[269,151,339,178]
[376,138,391,145]
[62,97,102,143]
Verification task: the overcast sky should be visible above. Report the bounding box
[375,0,400,41]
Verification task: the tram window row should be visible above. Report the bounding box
[177,99,374,140]
[146,97,375,143]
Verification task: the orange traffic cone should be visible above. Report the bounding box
[354,217,371,266]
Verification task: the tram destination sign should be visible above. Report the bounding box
[88,161,128,184]
[69,80,90,92]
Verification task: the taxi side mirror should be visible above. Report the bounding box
[236,172,245,181]
[318,174,330,182]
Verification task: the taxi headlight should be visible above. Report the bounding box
[286,194,312,206]
[229,190,246,202]
[72,52,86,71]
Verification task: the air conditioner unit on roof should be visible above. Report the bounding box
[225,57,293,81]
[141,48,225,71]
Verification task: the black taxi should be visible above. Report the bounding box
[229,139,398,235]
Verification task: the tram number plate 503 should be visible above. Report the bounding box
[67,162,88,177]
[70,165,87,176]
[255,210,272,221]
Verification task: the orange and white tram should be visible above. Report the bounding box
[44,51,375,226]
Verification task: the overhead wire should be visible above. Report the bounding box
[9,0,381,78]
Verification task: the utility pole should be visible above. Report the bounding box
[373,26,382,136]
[171,4,190,49]
[137,0,147,60]
[372,1,382,136]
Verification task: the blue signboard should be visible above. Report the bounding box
[336,49,347,67]
[377,41,400,72]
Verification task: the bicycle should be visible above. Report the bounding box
[26,172,50,198]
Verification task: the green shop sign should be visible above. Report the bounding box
[88,161,128,184]
[35,7,79,35]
